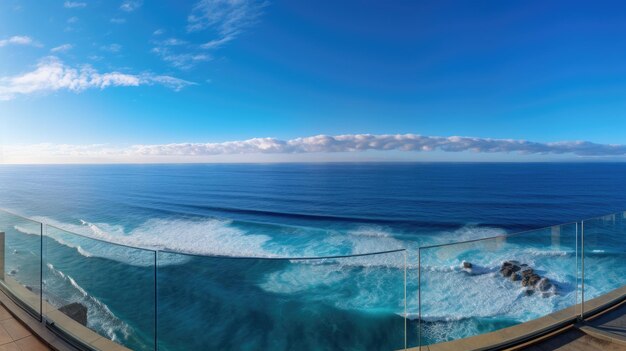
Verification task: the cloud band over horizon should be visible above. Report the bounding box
[3,134,626,163]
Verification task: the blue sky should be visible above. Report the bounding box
[1,0,626,163]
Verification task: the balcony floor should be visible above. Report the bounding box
[0,304,50,351]
[523,300,626,351]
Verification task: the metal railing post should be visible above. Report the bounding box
[418,248,422,351]
[580,221,585,320]
[575,222,579,318]
[40,222,43,322]
[154,251,158,351]
[0,232,4,282]
[404,250,407,350]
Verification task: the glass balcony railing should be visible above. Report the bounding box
[156,250,407,351]
[581,212,626,317]
[0,207,624,351]
[417,222,580,348]
[0,209,408,351]
[43,224,157,351]
[0,210,43,319]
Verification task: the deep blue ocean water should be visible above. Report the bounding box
[0,163,625,350]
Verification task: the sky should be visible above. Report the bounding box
[1,0,626,163]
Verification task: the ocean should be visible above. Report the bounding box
[0,163,625,350]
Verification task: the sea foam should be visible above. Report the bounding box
[44,263,132,342]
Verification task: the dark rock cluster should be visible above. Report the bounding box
[500,260,553,296]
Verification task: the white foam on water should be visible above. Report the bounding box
[521,249,569,257]
[35,216,276,265]
[413,239,580,339]
[76,246,93,257]
[259,225,409,314]
[415,268,569,323]
[130,218,273,257]
[13,225,40,235]
[32,217,511,269]
[259,224,519,318]
[259,223,580,337]
[260,258,404,315]
[435,225,508,244]
[260,263,350,294]
[421,319,481,344]
[346,226,405,253]
[44,263,131,342]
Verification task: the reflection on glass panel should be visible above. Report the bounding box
[419,223,579,346]
[582,212,626,311]
[43,225,156,351]
[0,210,42,317]
[157,250,406,351]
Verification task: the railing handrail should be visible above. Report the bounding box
[45,222,159,252]
[159,248,406,261]
[417,220,580,250]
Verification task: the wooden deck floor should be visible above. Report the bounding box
[522,300,626,351]
[522,328,625,351]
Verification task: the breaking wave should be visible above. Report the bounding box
[13,225,40,235]
[44,263,131,342]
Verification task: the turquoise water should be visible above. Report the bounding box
[0,163,625,350]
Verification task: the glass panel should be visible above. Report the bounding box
[0,209,42,317]
[43,225,156,351]
[157,250,406,351]
[581,212,626,314]
[419,223,579,347]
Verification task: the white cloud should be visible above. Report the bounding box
[151,47,211,69]
[5,134,626,163]
[149,75,197,91]
[200,36,234,50]
[50,44,73,53]
[0,35,36,48]
[67,16,79,24]
[0,56,195,100]
[120,0,142,12]
[64,1,86,8]
[162,38,187,46]
[150,0,265,68]
[151,38,210,69]
[101,43,122,52]
[187,0,265,36]
[188,0,266,51]
[127,134,626,156]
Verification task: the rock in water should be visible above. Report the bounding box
[529,274,541,286]
[501,261,521,277]
[500,261,556,296]
[501,266,514,277]
[538,278,552,292]
[521,268,534,277]
[59,302,88,326]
